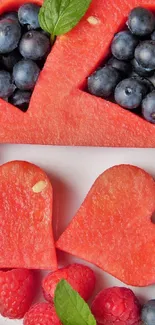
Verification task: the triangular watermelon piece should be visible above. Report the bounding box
[0,160,57,270]
[56,165,155,286]
[0,0,155,146]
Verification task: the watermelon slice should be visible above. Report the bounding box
[0,160,57,270]
[0,0,155,146]
[56,165,155,286]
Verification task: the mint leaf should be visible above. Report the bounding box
[39,0,92,40]
[54,279,96,325]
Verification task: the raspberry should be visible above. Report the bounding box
[0,269,35,319]
[24,302,62,325]
[91,287,141,325]
[42,263,95,302]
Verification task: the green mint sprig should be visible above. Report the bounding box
[39,0,92,42]
[54,279,96,325]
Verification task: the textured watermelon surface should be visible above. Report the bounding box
[56,165,155,286]
[0,0,155,146]
[0,160,57,270]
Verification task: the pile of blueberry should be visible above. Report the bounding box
[0,3,51,111]
[88,7,155,124]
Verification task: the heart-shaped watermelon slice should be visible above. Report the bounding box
[0,0,155,147]
[0,160,57,270]
[56,165,155,286]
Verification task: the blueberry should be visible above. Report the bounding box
[107,57,130,75]
[13,59,40,90]
[135,41,155,70]
[132,75,154,93]
[141,300,155,324]
[10,89,31,111]
[18,3,40,30]
[111,31,138,60]
[131,58,153,77]
[0,11,19,24]
[2,49,22,71]
[19,30,50,60]
[0,19,21,54]
[88,66,120,98]
[128,70,154,94]
[114,78,144,109]
[0,70,15,97]
[127,7,155,36]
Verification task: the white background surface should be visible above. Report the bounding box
[1,145,155,325]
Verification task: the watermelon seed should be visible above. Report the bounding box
[32,180,47,193]
[87,16,100,25]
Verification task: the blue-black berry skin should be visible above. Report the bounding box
[135,41,155,70]
[10,89,31,111]
[107,57,130,75]
[0,70,15,97]
[88,66,120,98]
[147,73,155,88]
[132,58,153,77]
[111,31,138,60]
[19,30,50,60]
[13,59,40,90]
[142,92,155,124]
[132,75,154,94]
[0,11,19,23]
[0,19,21,54]
[141,300,155,324]
[40,30,50,38]
[129,71,139,78]
[18,3,40,30]
[2,49,22,71]
[114,78,144,109]
[127,7,155,36]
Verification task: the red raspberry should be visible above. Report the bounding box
[0,269,35,319]
[42,263,95,302]
[24,302,62,325]
[91,287,141,325]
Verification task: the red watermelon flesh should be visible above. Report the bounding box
[0,160,57,270]
[0,0,155,146]
[56,165,155,286]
